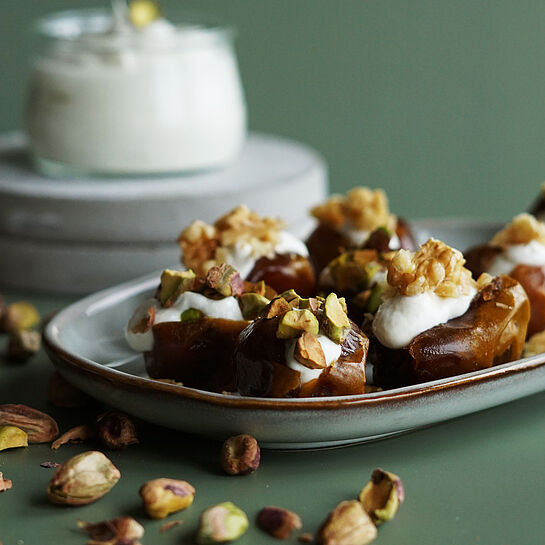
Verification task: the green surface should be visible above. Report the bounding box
[4,1,545,219]
[1,291,545,544]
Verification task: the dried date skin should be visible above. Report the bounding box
[247,253,316,298]
[370,275,530,387]
[234,317,369,398]
[146,317,247,391]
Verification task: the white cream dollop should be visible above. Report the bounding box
[284,335,342,385]
[223,230,309,279]
[125,291,243,352]
[372,288,477,350]
[487,240,545,277]
[343,227,400,250]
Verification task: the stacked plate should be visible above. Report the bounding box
[0,132,327,294]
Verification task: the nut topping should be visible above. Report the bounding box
[387,238,475,297]
[311,187,397,233]
[221,434,261,476]
[358,468,404,524]
[206,264,244,297]
[159,269,196,307]
[323,293,351,343]
[294,332,326,369]
[0,301,40,333]
[140,478,195,519]
[277,310,320,339]
[257,506,303,539]
[0,472,13,492]
[490,213,545,247]
[179,205,286,277]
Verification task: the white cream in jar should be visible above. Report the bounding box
[26,9,246,175]
[125,291,243,352]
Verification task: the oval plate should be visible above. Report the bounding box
[43,219,545,449]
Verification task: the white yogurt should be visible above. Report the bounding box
[125,291,243,352]
[223,230,309,279]
[285,334,342,384]
[26,9,246,175]
[343,226,400,250]
[487,240,545,276]
[372,288,477,349]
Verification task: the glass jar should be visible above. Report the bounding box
[25,8,247,177]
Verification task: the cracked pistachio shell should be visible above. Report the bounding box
[47,451,121,506]
[197,502,249,543]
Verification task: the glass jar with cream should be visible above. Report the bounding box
[26,3,247,176]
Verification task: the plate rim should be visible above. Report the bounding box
[43,247,545,411]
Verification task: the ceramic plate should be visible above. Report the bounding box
[43,219,545,449]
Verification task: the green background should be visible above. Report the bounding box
[3,0,545,220]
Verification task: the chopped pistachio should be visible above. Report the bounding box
[338,297,348,314]
[277,309,320,339]
[180,308,205,322]
[294,332,327,369]
[323,293,351,344]
[159,269,196,307]
[140,478,195,519]
[0,425,28,451]
[246,280,267,297]
[206,264,244,297]
[262,297,291,319]
[239,293,269,320]
[298,297,322,312]
[365,284,385,314]
[317,500,377,545]
[358,468,404,524]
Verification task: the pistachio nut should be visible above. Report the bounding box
[323,293,351,343]
[358,468,404,524]
[0,404,59,444]
[159,269,196,307]
[139,478,195,519]
[239,293,269,320]
[317,500,377,545]
[0,301,40,333]
[5,329,41,362]
[220,434,260,476]
[180,308,205,322]
[262,297,291,319]
[0,425,28,451]
[277,309,319,339]
[197,502,249,543]
[294,332,327,369]
[129,0,162,28]
[96,412,139,450]
[47,450,121,505]
[206,264,244,297]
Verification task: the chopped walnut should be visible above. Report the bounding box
[490,213,545,247]
[387,238,476,297]
[178,205,285,276]
[524,330,545,357]
[311,187,397,232]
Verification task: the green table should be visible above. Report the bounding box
[1,289,544,545]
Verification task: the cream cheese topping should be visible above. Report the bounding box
[125,291,243,352]
[342,226,400,250]
[284,334,342,385]
[487,240,545,277]
[372,288,477,349]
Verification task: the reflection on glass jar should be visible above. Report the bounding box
[26,8,247,177]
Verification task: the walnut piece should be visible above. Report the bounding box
[387,238,476,297]
[311,187,397,232]
[490,213,545,247]
[178,205,285,276]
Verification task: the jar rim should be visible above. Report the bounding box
[33,7,235,50]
